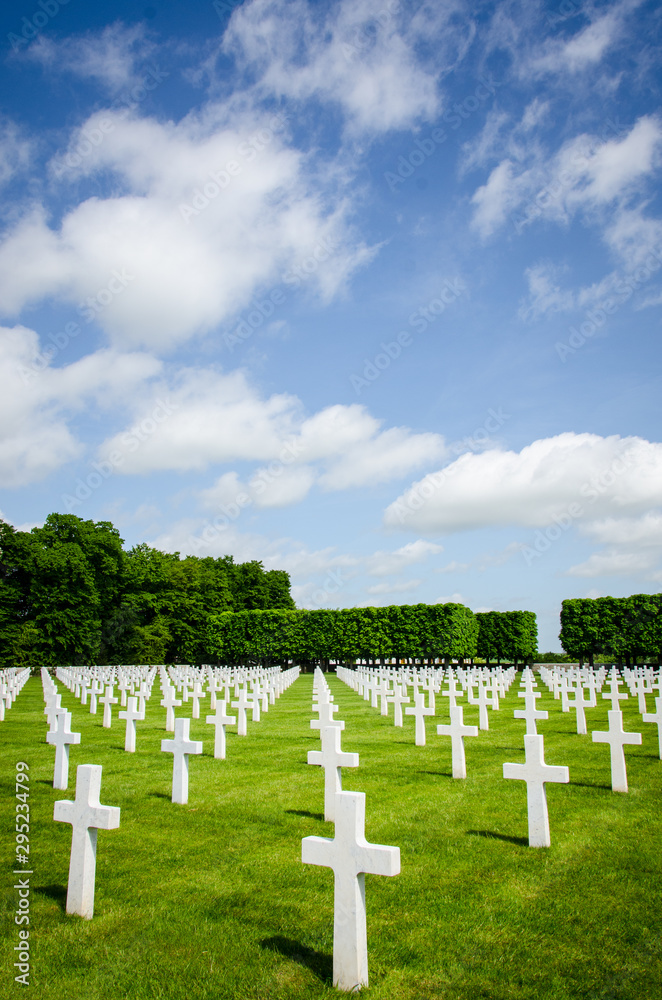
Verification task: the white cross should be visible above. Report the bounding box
[231,687,251,736]
[592,710,642,792]
[302,790,400,991]
[249,684,261,722]
[386,684,410,727]
[53,764,120,919]
[190,681,206,720]
[602,675,628,712]
[503,734,569,847]
[44,692,62,729]
[160,684,182,732]
[311,700,345,732]
[205,700,236,759]
[308,726,359,821]
[208,675,223,710]
[468,680,491,730]
[442,672,463,711]
[513,689,548,735]
[46,710,81,789]
[161,717,203,804]
[89,680,103,715]
[118,696,145,753]
[405,690,434,746]
[436,705,478,779]
[566,683,596,735]
[643,696,662,759]
[99,685,118,729]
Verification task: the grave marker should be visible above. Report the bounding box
[308,726,359,821]
[503,734,569,847]
[592,711,642,792]
[161,717,203,804]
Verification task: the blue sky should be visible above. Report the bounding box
[1,0,661,651]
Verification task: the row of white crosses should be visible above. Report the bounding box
[0,666,30,720]
[304,668,399,993]
[42,664,300,919]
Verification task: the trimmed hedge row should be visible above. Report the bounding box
[560,593,662,665]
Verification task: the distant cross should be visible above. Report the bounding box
[44,692,62,729]
[566,683,595,735]
[436,705,478,779]
[633,675,652,715]
[100,685,118,729]
[514,689,548,735]
[46,710,81,789]
[137,681,150,715]
[378,678,391,716]
[503,734,569,847]
[442,671,463,711]
[468,680,491,731]
[602,675,628,712]
[118,696,145,753]
[190,680,206,720]
[160,684,182,732]
[231,687,251,736]
[118,675,130,707]
[405,690,434,746]
[89,680,103,715]
[208,675,223,710]
[311,700,345,732]
[53,764,120,918]
[302,791,400,991]
[308,726,359,821]
[161,717,203,804]
[80,680,90,706]
[205,700,236,759]
[249,683,261,723]
[592,710,642,792]
[643,696,662,759]
[386,684,410,727]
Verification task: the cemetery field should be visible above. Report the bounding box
[2,672,661,1000]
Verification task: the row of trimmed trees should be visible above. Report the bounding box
[560,594,662,665]
[0,514,294,667]
[207,605,538,668]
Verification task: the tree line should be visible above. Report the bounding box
[207,605,538,668]
[560,594,662,666]
[0,513,294,667]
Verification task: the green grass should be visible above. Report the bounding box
[1,671,661,999]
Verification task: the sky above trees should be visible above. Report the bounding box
[1,0,661,650]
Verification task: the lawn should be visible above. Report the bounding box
[1,669,661,999]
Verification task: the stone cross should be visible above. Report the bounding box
[100,685,118,729]
[89,680,103,715]
[53,764,120,918]
[205,700,236,759]
[468,680,491,730]
[190,680,206,720]
[377,678,391,716]
[118,696,145,753]
[208,674,223,710]
[386,684,410,727]
[436,705,478,779]
[514,689,548,735]
[231,686,251,736]
[44,692,62,729]
[249,684,261,722]
[308,725,360,821]
[602,676,628,712]
[161,717,203,804]
[503,734,569,847]
[405,691,434,746]
[160,684,182,732]
[592,710,642,792]
[302,790,400,991]
[442,672,463,711]
[566,683,596,735]
[46,710,81,789]
[643,695,662,759]
[311,700,345,732]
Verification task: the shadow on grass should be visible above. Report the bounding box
[35,884,67,910]
[261,936,332,983]
[286,809,324,821]
[416,770,452,778]
[571,781,612,790]
[150,791,171,799]
[467,829,529,847]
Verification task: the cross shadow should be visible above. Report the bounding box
[261,936,332,983]
[150,791,171,799]
[34,884,67,910]
[285,809,324,821]
[466,829,529,847]
[37,779,54,786]
[416,770,452,778]
[570,781,612,791]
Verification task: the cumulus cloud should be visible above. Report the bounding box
[365,539,444,576]
[383,432,662,534]
[221,0,461,135]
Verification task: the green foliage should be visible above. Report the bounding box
[476,610,537,664]
[208,601,482,665]
[560,593,662,664]
[0,514,296,666]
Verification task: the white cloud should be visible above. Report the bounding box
[518,263,574,321]
[526,9,622,77]
[221,0,453,135]
[567,551,657,577]
[581,512,662,548]
[0,119,31,188]
[0,325,159,487]
[0,103,374,350]
[26,22,155,94]
[436,560,469,573]
[365,539,443,576]
[384,432,662,534]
